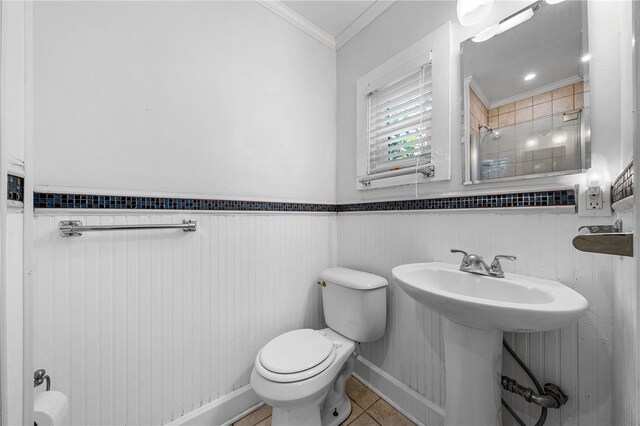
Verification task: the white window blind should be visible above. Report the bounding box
[366,61,433,177]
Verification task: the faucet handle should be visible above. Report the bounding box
[451,249,469,265]
[490,255,516,272]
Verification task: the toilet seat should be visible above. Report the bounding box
[255,329,337,383]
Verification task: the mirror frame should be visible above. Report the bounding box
[460,0,591,185]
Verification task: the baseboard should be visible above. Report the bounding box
[167,358,445,426]
[353,356,445,426]
[166,384,262,426]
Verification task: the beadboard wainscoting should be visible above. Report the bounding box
[337,211,614,426]
[612,206,638,425]
[33,211,336,425]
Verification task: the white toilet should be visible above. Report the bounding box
[250,267,388,426]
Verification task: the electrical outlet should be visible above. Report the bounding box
[586,186,603,210]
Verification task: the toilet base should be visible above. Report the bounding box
[320,395,351,426]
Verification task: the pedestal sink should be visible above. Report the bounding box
[392,262,588,426]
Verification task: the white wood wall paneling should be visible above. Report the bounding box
[34,212,335,425]
[337,212,613,426]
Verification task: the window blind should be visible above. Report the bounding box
[366,62,433,177]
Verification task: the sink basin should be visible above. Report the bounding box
[392,262,588,332]
[392,262,588,426]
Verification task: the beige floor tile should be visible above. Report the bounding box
[350,412,381,426]
[341,398,364,425]
[367,399,415,426]
[233,404,272,426]
[255,416,272,426]
[345,377,380,410]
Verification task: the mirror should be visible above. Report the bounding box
[461,0,590,184]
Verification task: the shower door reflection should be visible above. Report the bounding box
[469,110,584,182]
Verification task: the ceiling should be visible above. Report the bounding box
[282,0,377,38]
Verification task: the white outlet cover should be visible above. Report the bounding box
[577,183,613,217]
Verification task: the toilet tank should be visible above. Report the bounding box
[319,267,387,342]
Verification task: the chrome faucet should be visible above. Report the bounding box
[451,249,516,278]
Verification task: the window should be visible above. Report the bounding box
[355,22,452,190]
[365,62,433,180]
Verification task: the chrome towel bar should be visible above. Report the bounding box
[59,219,196,237]
[358,164,434,187]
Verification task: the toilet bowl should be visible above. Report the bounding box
[251,328,356,426]
[250,267,388,426]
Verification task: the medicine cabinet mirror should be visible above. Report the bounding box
[461,0,590,184]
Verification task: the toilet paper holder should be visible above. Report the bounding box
[34,369,51,391]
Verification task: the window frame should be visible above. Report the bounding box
[355,22,452,190]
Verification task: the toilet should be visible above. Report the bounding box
[250,267,388,426]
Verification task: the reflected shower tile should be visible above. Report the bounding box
[515,107,533,123]
[533,102,552,119]
[553,158,569,172]
[515,97,533,110]
[498,102,515,114]
[534,158,553,173]
[516,149,533,163]
[574,93,584,109]
[533,116,553,134]
[498,150,515,164]
[498,137,516,152]
[488,107,498,117]
[552,96,574,114]
[533,91,552,105]
[534,147,553,161]
[471,115,480,133]
[488,116,499,128]
[574,81,584,94]
[516,161,533,175]
[553,146,566,158]
[552,85,574,99]
[500,164,516,178]
[499,112,515,127]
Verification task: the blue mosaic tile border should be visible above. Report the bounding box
[337,190,575,212]
[33,189,575,212]
[8,174,24,202]
[612,161,633,204]
[33,192,338,212]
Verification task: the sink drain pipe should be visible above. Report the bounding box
[501,340,569,426]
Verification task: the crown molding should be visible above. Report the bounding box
[256,0,336,50]
[335,0,396,50]
[256,0,396,52]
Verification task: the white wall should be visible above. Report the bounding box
[33,211,335,425]
[33,1,337,203]
[5,210,24,426]
[611,1,640,424]
[338,210,614,425]
[0,0,27,424]
[335,2,632,424]
[336,0,629,203]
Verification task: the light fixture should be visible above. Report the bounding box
[457,0,494,27]
[524,73,536,81]
[526,136,539,148]
[545,0,565,4]
[498,7,534,34]
[472,24,500,43]
[581,54,591,62]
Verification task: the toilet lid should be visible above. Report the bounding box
[259,329,334,374]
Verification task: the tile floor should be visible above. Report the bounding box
[233,376,415,426]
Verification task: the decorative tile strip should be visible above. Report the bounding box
[33,189,575,212]
[33,192,338,212]
[611,161,633,204]
[8,174,24,202]
[337,190,575,212]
